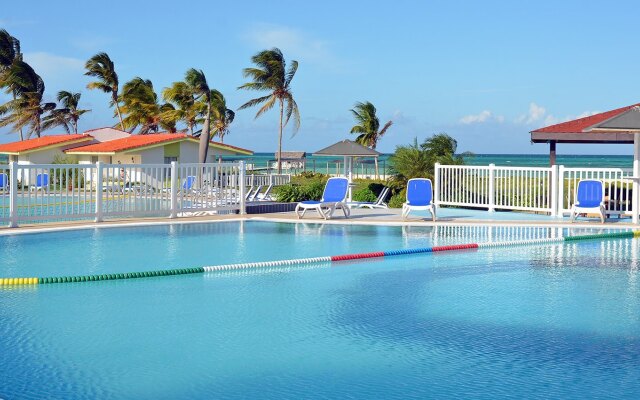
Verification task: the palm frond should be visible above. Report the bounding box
[238,94,273,110]
[255,95,277,119]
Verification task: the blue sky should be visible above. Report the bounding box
[1,0,639,154]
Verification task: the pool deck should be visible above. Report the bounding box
[1,206,637,235]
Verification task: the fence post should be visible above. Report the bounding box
[633,133,639,224]
[557,165,565,218]
[433,162,440,208]
[94,162,103,222]
[170,161,178,219]
[550,164,558,217]
[9,162,18,228]
[488,163,495,212]
[239,161,246,215]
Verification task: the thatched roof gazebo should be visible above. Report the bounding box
[313,140,381,201]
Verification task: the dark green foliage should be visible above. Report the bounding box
[274,174,329,202]
[352,182,386,202]
[389,133,466,184]
[353,187,377,202]
[388,189,406,208]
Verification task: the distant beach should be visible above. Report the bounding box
[1,153,633,169]
[223,152,635,170]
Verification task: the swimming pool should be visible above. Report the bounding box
[1,221,640,399]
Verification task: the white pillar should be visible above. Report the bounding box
[94,161,103,223]
[550,164,558,217]
[557,165,565,218]
[488,163,495,212]
[347,157,353,202]
[170,161,178,219]
[434,162,440,208]
[239,161,246,215]
[633,133,639,224]
[9,162,18,228]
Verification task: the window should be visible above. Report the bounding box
[164,157,178,164]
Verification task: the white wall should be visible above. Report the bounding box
[179,141,199,163]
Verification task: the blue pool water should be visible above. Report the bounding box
[1,221,640,399]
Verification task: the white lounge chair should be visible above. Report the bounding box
[570,179,606,223]
[295,177,350,220]
[349,187,390,209]
[402,178,436,221]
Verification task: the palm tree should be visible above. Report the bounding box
[389,138,431,182]
[238,48,300,174]
[184,69,212,162]
[43,91,90,134]
[0,29,24,139]
[85,52,124,130]
[421,133,464,165]
[209,89,234,143]
[120,77,175,133]
[389,133,464,184]
[162,81,201,135]
[350,101,393,178]
[0,60,56,138]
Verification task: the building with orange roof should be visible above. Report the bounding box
[0,128,253,166]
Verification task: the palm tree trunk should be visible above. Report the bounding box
[277,99,284,174]
[372,142,379,179]
[198,103,211,163]
[113,92,124,130]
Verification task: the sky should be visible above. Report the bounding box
[1,0,639,155]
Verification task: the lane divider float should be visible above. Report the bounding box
[1,230,638,286]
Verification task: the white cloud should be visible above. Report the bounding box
[459,110,504,124]
[515,102,547,124]
[243,24,338,69]
[515,102,600,127]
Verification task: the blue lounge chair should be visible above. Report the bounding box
[570,179,605,223]
[295,177,350,220]
[31,173,49,192]
[0,173,8,193]
[182,176,197,192]
[402,178,436,221]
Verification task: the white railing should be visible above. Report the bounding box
[435,163,554,213]
[245,174,291,187]
[435,163,637,219]
[559,166,634,217]
[0,161,246,227]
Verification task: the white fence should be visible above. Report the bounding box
[0,161,252,227]
[435,163,636,219]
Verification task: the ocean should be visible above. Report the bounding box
[0,153,633,169]
[229,153,635,170]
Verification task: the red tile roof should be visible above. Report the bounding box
[0,134,92,154]
[531,103,640,133]
[66,133,254,155]
[66,134,188,153]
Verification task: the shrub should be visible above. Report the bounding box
[388,189,406,208]
[302,180,325,200]
[274,184,303,202]
[298,171,326,179]
[353,187,377,202]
